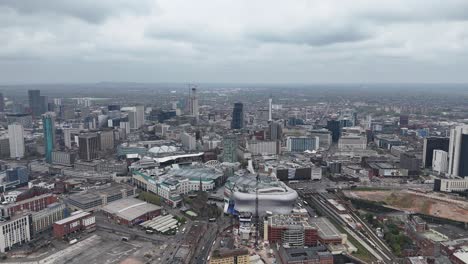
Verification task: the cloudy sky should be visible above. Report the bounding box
[1,0,468,84]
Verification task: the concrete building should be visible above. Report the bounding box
[223,134,238,163]
[28,89,47,118]
[246,140,279,155]
[432,150,448,175]
[51,151,76,166]
[448,126,468,177]
[265,214,319,247]
[269,121,283,141]
[98,130,115,151]
[53,211,96,239]
[31,202,66,235]
[287,137,318,152]
[0,213,32,253]
[67,183,136,211]
[190,87,199,119]
[78,133,99,161]
[434,178,468,193]
[338,135,367,150]
[180,132,196,151]
[278,245,333,264]
[8,123,25,159]
[63,128,80,149]
[309,129,332,150]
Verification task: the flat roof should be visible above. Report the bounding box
[310,217,342,240]
[102,197,161,221]
[55,211,90,225]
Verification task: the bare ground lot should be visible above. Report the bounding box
[344,190,468,223]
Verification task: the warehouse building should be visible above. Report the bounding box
[102,197,161,226]
[53,210,95,239]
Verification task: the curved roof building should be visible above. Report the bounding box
[224,175,298,215]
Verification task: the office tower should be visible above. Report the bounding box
[448,125,468,177]
[98,130,115,151]
[0,92,4,112]
[190,87,199,119]
[53,98,62,106]
[326,120,341,143]
[180,132,196,151]
[399,114,409,127]
[120,120,130,136]
[422,137,450,168]
[268,97,272,122]
[231,102,244,129]
[42,113,56,163]
[78,133,99,161]
[269,121,283,141]
[222,134,238,163]
[28,90,47,118]
[433,150,448,175]
[8,123,25,159]
[286,137,318,152]
[108,105,121,111]
[63,128,80,149]
[129,105,144,130]
[0,137,10,157]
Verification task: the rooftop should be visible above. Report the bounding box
[102,197,161,221]
[310,217,342,240]
[55,210,91,225]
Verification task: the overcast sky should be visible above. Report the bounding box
[1,0,468,84]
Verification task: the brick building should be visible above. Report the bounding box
[265,214,319,247]
[0,193,58,217]
[53,211,96,239]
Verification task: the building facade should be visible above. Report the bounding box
[42,113,56,163]
[231,103,244,129]
[449,126,468,177]
[0,213,32,253]
[8,123,25,159]
[78,133,99,161]
[423,137,450,168]
[287,137,318,152]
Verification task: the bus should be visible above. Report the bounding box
[209,218,216,222]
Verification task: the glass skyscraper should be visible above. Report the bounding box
[42,114,55,163]
[231,102,244,129]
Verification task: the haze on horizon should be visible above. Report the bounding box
[2,0,468,84]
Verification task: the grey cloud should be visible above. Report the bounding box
[249,27,371,46]
[0,0,154,23]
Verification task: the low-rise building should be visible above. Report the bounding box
[67,183,136,211]
[0,193,58,217]
[209,248,250,264]
[265,214,319,247]
[53,210,96,239]
[278,245,333,264]
[434,178,468,193]
[102,197,161,226]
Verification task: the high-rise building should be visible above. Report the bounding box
[268,97,273,122]
[286,137,319,152]
[180,132,196,151]
[190,87,199,119]
[326,120,341,143]
[399,114,409,127]
[42,113,56,163]
[432,150,448,175]
[448,125,468,177]
[98,130,115,151]
[78,133,99,161]
[422,137,450,168]
[8,123,25,159]
[269,121,283,141]
[222,134,238,163]
[231,102,244,129]
[28,90,47,118]
[0,92,4,112]
[128,105,145,130]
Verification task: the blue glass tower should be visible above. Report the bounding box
[42,114,55,163]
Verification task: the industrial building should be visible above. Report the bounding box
[53,210,96,239]
[102,197,161,226]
